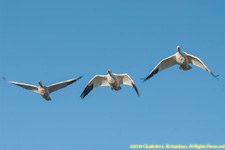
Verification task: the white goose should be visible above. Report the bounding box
[80,69,139,99]
[143,46,218,81]
[3,76,82,101]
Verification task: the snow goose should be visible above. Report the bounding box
[143,46,218,81]
[80,69,139,99]
[3,76,82,101]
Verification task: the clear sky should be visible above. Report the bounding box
[1,0,225,150]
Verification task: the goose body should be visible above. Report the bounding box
[175,50,189,70]
[107,71,121,91]
[3,76,82,101]
[80,69,139,99]
[144,46,218,81]
[37,81,51,100]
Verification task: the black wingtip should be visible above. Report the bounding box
[131,82,140,97]
[76,75,83,82]
[140,78,148,82]
[78,75,83,79]
[80,90,86,99]
[214,75,219,80]
[76,76,82,81]
[2,77,9,82]
[80,84,94,99]
[67,76,83,86]
[80,92,86,99]
[141,68,159,82]
[80,94,85,99]
[137,92,140,97]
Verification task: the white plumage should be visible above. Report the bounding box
[80,69,139,99]
[143,46,218,81]
[3,76,82,101]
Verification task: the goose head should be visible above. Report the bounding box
[38,80,43,87]
[107,69,111,74]
[177,46,181,53]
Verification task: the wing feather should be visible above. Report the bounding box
[47,76,82,93]
[80,75,109,99]
[186,54,218,78]
[144,55,176,81]
[3,77,38,93]
[116,74,139,96]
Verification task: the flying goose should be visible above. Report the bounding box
[3,76,82,101]
[143,46,218,81]
[80,69,139,99]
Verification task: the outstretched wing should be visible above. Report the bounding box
[3,77,39,93]
[143,55,176,81]
[186,53,218,78]
[80,75,109,99]
[116,74,139,96]
[47,76,82,93]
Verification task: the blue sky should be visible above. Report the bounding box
[1,0,225,150]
